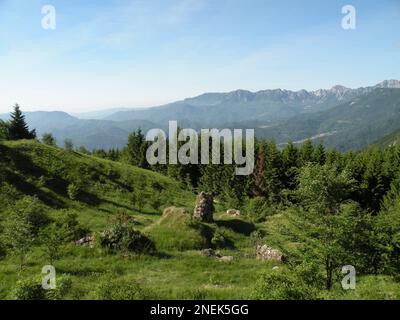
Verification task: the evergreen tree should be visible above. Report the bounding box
[299,139,314,165]
[8,104,36,140]
[251,141,267,196]
[124,129,149,168]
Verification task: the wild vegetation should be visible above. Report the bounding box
[1,105,400,300]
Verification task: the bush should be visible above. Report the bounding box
[251,264,324,300]
[244,197,273,222]
[92,277,153,300]
[12,276,46,300]
[11,196,50,236]
[99,219,154,254]
[12,275,72,300]
[52,211,89,242]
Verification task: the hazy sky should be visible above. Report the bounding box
[0,0,399,113]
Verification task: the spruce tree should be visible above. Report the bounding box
[8,104,36,140]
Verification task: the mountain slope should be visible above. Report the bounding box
[105,80,400,127]
[0,112,159,150]
[257,88,400,150]
[374,128,400,148]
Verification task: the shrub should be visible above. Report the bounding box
[92,277,153,300]
[12,276,46,300]
[12,196,50,236]
[251,264,324,300]
[12,275,72,300]
[99,219,154,254]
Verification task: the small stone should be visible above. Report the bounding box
[226,209,241,217]
[201,248,216,257]
[218,256,234,262]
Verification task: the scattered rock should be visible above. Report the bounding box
[75,235,96,248]
[193,192,214,222]
[272,266,280,270]
[256,245,283,262]
[201,248,216,257]
[226,209,241,217]
[218,256,234,262]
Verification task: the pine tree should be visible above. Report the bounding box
[8,104,36,140]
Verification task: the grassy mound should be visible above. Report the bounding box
[146,207,212,251]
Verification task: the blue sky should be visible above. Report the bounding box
[0,0,399,113]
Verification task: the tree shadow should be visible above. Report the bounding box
[215,219,256,236]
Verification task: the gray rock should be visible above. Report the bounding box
[193,192,214,222]
[201,248,216,257]
[256,245,283,262]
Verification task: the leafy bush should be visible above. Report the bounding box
[11,196,50,236]
[52,211,89,242]
[12,275,72,300]
[99,218,154,254]
[244,197,272,222]
[92,277,154,300]
[251,263,324,300]
[12,276,46,300]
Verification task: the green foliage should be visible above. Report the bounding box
[252,264,324,300]
[297,164,355,214]
[91,276,153,300]
[67,183,80,200]
[4,197,49,270]
[39,223,66,264]
[124,129,149,168]
[12,275,72,300]
[41,133,57,147]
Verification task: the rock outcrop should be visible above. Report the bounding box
[256,245,283,262]
[193,192,214,222]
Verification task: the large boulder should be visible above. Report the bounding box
[193,192,214,222]
[256,245,284,262]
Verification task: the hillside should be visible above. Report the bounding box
[374,129,400,148]
[257,88,400,151]
[0,141,270,299]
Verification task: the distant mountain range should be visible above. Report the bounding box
[1,80,400,151]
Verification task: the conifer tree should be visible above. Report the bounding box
[8,104,36,140]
